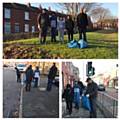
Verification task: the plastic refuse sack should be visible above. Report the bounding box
[68,40,79,48]
[82,96,91,111]
[70,40,76,44]
[78,39,88,48]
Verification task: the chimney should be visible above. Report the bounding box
[27,3,31,7]
[48,6,51,11]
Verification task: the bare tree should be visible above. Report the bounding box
[90,7,112,23]
[57,3,101,17]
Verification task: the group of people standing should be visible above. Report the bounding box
[25,65,40,91]
[15,65,40,91]
[37,8,88,44]
[63,77,98,118]
[15,63,58,92]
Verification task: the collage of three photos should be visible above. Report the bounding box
[3,2,119,118]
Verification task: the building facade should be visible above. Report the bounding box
[92,67,118,88]
[93,19,118,30]
[62,62,79,89]
[3,3,41,34]
[3,3,66,34]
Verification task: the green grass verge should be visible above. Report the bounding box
[3,31,118,59]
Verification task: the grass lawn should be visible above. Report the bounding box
[3,31,118,59]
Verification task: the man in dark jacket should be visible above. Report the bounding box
[65,15,74,42]
[37,9,49,44]
[77,8,88,41]
[85,77,98,118]
[63,84,73,115]
[50,12,57,42]
[15,67,21,83]
[78,80,85,96]
[46,63,57,91]
[25,65,33,92]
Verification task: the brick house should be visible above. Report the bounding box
[93,19,118,30]
[3,3,66,34]
[62,62,79,89]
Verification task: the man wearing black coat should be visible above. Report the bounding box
[78,80,85,96]
[15,67,21,83]
[65,15,74,42]
[85,77,98,118]
[25,65,33,92]
[37,9,49,44]
[47,63,57,91]
[77,8,88,41]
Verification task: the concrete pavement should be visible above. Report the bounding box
[22,75,59,118]
[62,102,104,118]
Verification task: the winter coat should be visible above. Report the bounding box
[65,19,74,31]
[15,68,20,77]
[48,65,57,80]
[26,68,33,83]
[57,20,65,30]
[85,81,98,99]
[63,87,73,102]
[37,13,49,28]
[73,84,80,104]
[77,13,88,29]
[34,69,40,78]
[78,81,85,95]
[50,15,57,28]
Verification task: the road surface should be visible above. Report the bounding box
[3,67,21,118]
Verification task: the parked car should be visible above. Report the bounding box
[3,64,8,67]
[98,84,105,91]
[16,64,27,72]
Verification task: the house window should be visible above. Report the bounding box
[32,26,35,33]
[15,23,20,33]
[4,8,11,19]
[24,12,29,20]
[24,24,29,32]
[4,22,11,34]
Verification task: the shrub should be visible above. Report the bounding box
[3,32,39,42]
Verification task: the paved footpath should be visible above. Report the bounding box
[62,102,105,118]
[22,75,59,118]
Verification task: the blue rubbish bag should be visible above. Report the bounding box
[82,96,91,111]
[78,39,88,48]
[68,40,79,48]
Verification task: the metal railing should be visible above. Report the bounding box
[97,91,118,118]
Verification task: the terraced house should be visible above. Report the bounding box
[3,3,66,34]
[62,62,80,89]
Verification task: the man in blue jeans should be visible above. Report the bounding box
[50,12,57,43]
[47,63,57,91]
